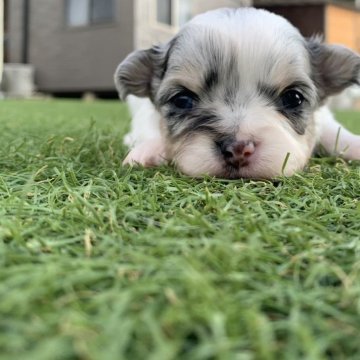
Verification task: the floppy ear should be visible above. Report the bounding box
[114,44,172,101]
[114,49,154,100]
[307,37,360,101]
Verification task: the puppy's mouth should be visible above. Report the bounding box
[222,163,248,179]
[221,161,260,179]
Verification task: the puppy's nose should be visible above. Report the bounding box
[221,140,255,168]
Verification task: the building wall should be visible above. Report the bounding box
[326,4,360,53]
[7,0,254,93]
[134,0,252,50]
[255,4,325,38]
[192,0,252,15]
[0,0,3,79]
[6,0,23,64]
[7,0,134,92]
[134,0,176,50]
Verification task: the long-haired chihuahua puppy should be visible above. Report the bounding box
[115,7,360,179]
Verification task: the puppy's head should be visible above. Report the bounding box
[115,8,360,179]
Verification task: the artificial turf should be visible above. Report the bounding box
[0,99,359,360]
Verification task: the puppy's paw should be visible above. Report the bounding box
[342,146,360,161]
[337,135,360,161]
[123,139,167,167]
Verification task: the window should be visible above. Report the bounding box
[91,0,114,23]
[156,0,172,26]
[155,0,192,28]
[66,0,114,27]
[67,0,89,27]
[178,0,192,27]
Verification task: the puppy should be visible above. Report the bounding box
[114,7,360,179]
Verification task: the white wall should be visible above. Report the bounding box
[0,0,3,82]
[134,0,252,49]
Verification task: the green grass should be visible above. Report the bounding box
[0,99,359,360]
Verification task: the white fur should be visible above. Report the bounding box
[315,106,360,160]
[124,95,162,147]
[123,95,167,167]
[124,98,360,176]
[121,8,360,178]
[124,97,335,176]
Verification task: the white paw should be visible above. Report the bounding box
[123,139,167,167]
[338,135,360,160]
[342,147,360,161]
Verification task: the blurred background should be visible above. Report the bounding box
[0,0,360,107]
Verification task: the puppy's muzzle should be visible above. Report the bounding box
[218,140,256,168]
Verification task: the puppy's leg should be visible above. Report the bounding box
[316,106,360,160]
[123,95,167,167]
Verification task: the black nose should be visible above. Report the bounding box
[218,140,255,168]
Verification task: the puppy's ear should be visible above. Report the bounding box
[114,49,153,100]
[307,37,360,101]
[114,45,169,101]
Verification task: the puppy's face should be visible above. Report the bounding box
[116,8,360,179]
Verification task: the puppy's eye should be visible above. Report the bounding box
[171,94,195,110]
[281,90,304,109]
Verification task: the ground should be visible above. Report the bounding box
[0,99,359,360]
